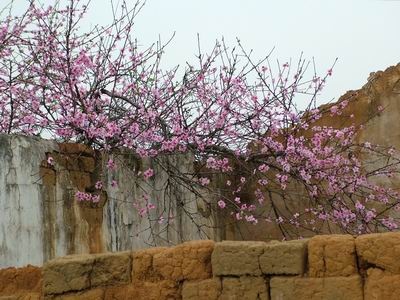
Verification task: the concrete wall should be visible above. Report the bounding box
[0,136,216,268]
[0,135,58,268]
[3,232,400,299]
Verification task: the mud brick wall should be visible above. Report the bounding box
[3,231,400,299]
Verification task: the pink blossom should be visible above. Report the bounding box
[330,105,338,115]
[47,156,54,166]
[75,191,100,203]
[355,201,365,211]
[143,168,154,180]
[245,214,258,224]
[95,181,103,190]
[258,179,268,186]
[365,209,376,222]
[107,159,116,170]
[199,177,210,186]
[382,217,398,230]
[218,200,226,209]
[258,164,269,173]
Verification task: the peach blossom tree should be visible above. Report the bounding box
[1,0,400,240]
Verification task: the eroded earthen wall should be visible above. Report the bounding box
[226,63,400,241]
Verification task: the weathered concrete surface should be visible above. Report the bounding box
[0,135,216,268]
[102,152,216,253]
[0,135,58,268]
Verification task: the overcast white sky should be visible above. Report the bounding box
[11,0,400,105]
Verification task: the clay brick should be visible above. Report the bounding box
[104,285,136,300]
[364,268,400,300]
[91,252,132,287]
[182,278,221,300]
[130,280,180,300]
[43,254,95,295]
[220,276,269,300]
[132,247,168,281]
[44,252,132,295]
[212,241,265,276]
[47,288,104,300]
[260,239,307,275]
[270,275,363,300]
[355,232,400,273]
[153,240,214,281]
[308,235,357,277]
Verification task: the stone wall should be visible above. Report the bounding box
[0,135,216,268]
[3,231,400,299]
